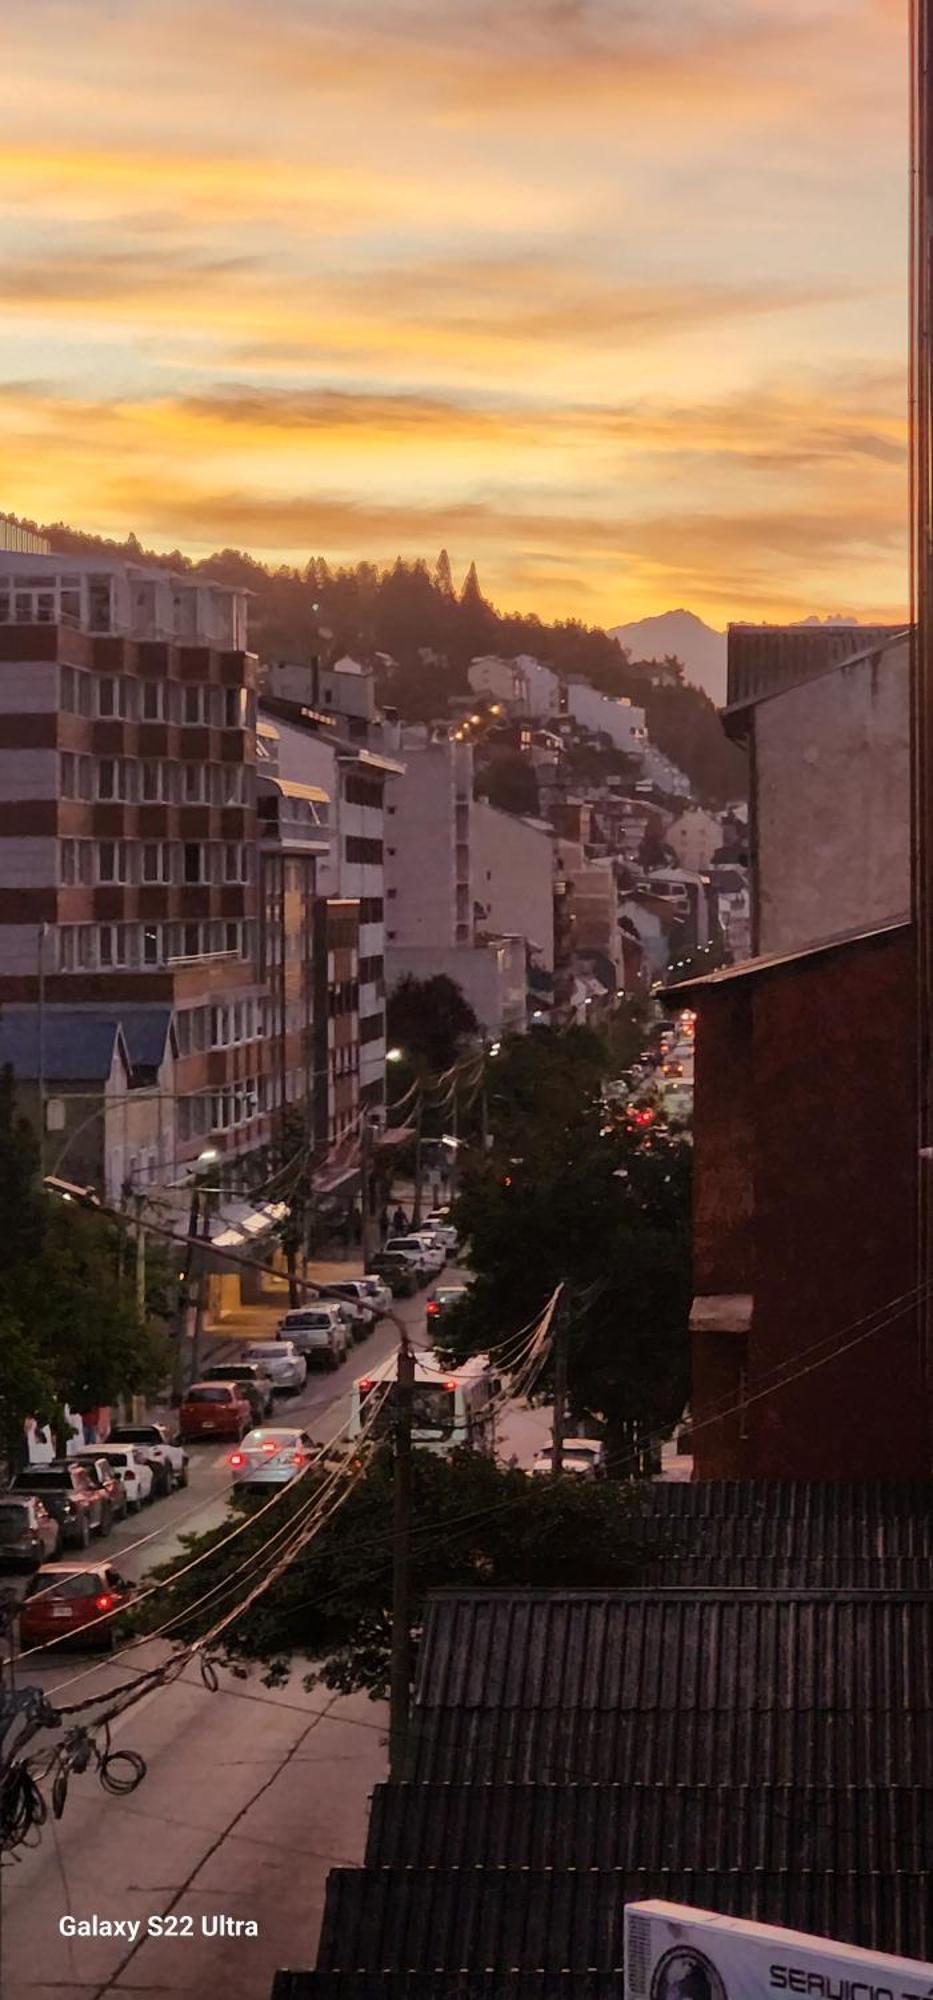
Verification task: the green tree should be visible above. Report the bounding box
[475,752,539,818]
[446,1030,691,1471]
[0,1073,169,1463]
[386,975,479,1074]
[138,1448,649,1696]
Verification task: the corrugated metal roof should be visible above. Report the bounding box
[640,1479,933,1519]
[316,1868,933,1969]
[365,1784,933,1873]
[276,1978,620,1999]
[0,1011,125,1082]
[414,1590,933,1713]
[408,1703,932,1786]
[631,1511,933,1556]
[641,1556,933,1588]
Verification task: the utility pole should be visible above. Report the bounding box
[913,0,933,1440]
[550,1291,568,1480]
[448,1084,459,1201]
[389,1335,416,1778]
[411,1094,424,1228]
[36,921,49,1177]
[171,1185,201,1403]
[134,1191,146,1319]
[360,1115,376,1267]
[189,1191,213,1390]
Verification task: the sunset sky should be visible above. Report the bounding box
[0,0,910,627]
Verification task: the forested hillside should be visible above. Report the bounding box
[17,520,746,803]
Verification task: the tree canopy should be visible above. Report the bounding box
[0,1071,169,1463]
[386,974,479,1075]
[138,1447,649,1697]
[445,1028,692,1470]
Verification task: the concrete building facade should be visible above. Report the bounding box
[472,801,555,972]
[0,550,273,1180]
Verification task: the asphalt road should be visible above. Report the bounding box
[0,1286,437,2000]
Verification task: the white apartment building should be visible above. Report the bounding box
[562,678,647,756]
[383,730,528,1036]
[472,801,555,971]
[665,804,723,874]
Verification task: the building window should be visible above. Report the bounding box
[344,835,383,865]
[141,680,170,723]
[142,841,173,884]
[183,842,204,884]
[88,578,112,633]
[98,840,128,884]
[223,687,246,728]
[359,897,384,924]
[97,676,117,718]
[183,684,209,725]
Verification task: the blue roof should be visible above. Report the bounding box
[116,1007,173,1072]
[0,1013,126,1082]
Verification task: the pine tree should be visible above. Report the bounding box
[460,559,484,605]
[435,548,455,597]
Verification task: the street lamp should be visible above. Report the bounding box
[386,1047,404,1064]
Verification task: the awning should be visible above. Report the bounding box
[376,1124,415,1149]
[210,1199,289,1256]
[311,1165,361,1201]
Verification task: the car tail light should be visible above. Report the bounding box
[359,1377,374,1392]
[426,1301,439,1315]
[95,1593,114,1613]
[445,1379,458,1392]
[228,1452,245,1468]
[292,1452,305,1465]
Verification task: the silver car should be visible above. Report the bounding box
[243,1340,307,1393]
[276,1306,348,1368]
[227,1427,316,1490]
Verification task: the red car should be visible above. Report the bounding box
[179,1381,252,1442]
[19,1561,135,1651]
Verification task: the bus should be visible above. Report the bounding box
[348,1349,499,1457]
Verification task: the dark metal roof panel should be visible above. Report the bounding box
[414,1591,933,1714]
[640,1479,933,1519]
[365,1784,933,1874]
[316,1868,933,1970]
[642,1556,933,1589]
[632,1513,933,1556]
[276,1978,620,2000]
[408,1705,933,1785]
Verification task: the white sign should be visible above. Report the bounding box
[624,1903,933,2000]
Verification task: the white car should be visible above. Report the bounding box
[529,1438,605,1481]
[105,1423,189,1490]
[356,1275,392,1316]
[227,1427,317,1490]
[244,1340,307,1393]
[424,1213,458,1253]
[386,1234,445,1276]
[276,1305,348,1367]
[84,1444,154,1511]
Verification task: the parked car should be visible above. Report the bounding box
[19,1562,136,1651]
[227,1426,317,1491]
[105,1424,189,1492]
[388,1232,446,1276]
[78,1444,154,1512]
[424,1211,459,1253]
[355,1274,392,1316]
[314,1283,379,1338]
[202,1362,275,1421]
[528,1448,600,1480]
[426,1282,469,1332]
[179,1382,252,1442]
[276,1306,348,1368]
[383,1238,433,1282]
[367,1252,418,1299]
[63,1453,128,1523]
[8,1463,109,1547]
[242,1340,307,1394]
[0,1496,60,1569]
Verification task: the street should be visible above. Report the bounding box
[0,1289,427,2000]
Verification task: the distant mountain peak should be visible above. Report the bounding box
[610,609,726,703]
